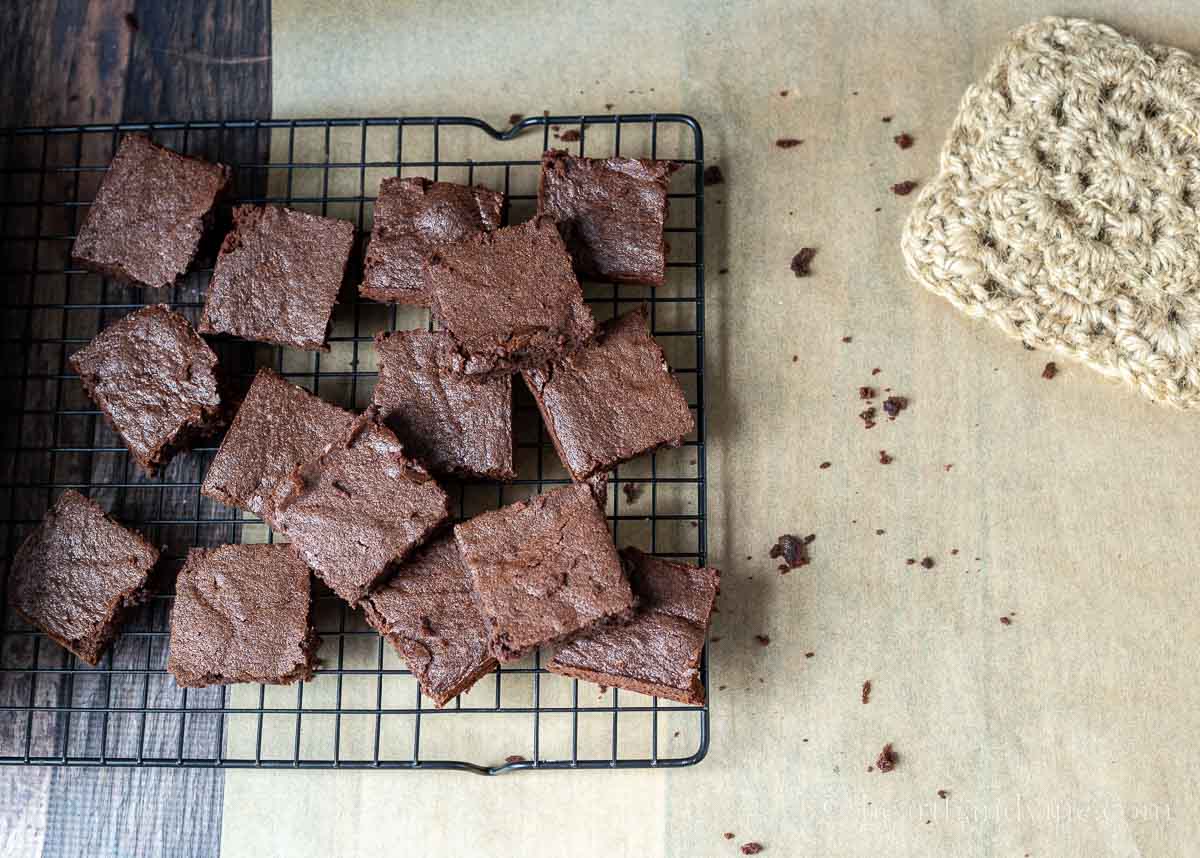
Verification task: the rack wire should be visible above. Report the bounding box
[0,114,708,773]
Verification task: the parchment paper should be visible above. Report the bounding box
[222,2,1200,855]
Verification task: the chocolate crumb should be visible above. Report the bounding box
[920,556,935,569]
[938,790,949,799]
[769,534,814,572]
[718,684,727,691]
[559,129,581,142]
[724,833,735,840]
[859,386,875,400]
[891,180,918,196]
[950,549,959,556]
[944,464,953,472]
[754,634,771,647]
[879,450,893,465]
[875,743,897,772]
[871,367,881,375]
[790,247,817,277]
[859,406,877,429]
[674,731,680,738]
[718,268,729,275]
[882,396,908,419]
[894,133,915,149]
[622,482,644,504]
[875,529,885,535]
[906,558,916,566]
[605,103,614,110]
[819,461,831,469]
[779,89,789,96]
[1042,362,1057,380]
[505,755,526,763]
[882,115,893,123]
[841,335,853,343]
[124,12,139,31]
[703,165,725,186]
[1000,616,1012,625]
[710,636,721,643]
[861,680,872,704]
[507,113,524,126]
[792,355,799,362]
[804,651,814,658]
[775,138,804,149]
[740,844,764,855]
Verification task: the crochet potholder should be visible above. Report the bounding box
[901,17,1200,409]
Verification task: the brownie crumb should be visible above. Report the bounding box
[804,651,814,658]
[841,335,853,343]
[792,355,799,362]
[920,556,934,569]
[859,407,877,429]
[891,180,918,196]
[819,461,831,469]
[559,129,581,142]
[1042,362,1057,380]
[950,548,959,556]
[703,165,725,186]
[871,367,881,375]
[622,482,644,505]
[507,113,524,126]
[875,743,897,772]
[741,843,764,855]
[879,450,893,465]
[604,103,615,110]
[882,396,908,419]
[858,386,875,400]
[906,558,916,566]
[505,755,526,763]
[894,133,915,149]
[861,680,872,704]
[790,247,817,277]
[769,533,815,572]
[937,789,949,799]
[944,464,953,472]
[754,634,771,647]
[775,138,804,149]
[1000,616,1012,625]
[875,528,885,535]
[882,115,893,123]
[724,833,735,840]
[779,89,789,96]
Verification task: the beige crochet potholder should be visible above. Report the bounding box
[901,17,1200,409]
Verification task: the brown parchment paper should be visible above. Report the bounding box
[221,2,1200,855]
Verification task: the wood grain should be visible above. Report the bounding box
[0,2,270,857]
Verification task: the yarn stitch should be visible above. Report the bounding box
[901,17,1200,409]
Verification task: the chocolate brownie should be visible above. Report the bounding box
[454,482,635,662]
[523,307,694,481]
[549,547,719,705]
[265,407,451,605]
[199,205,354,351]
[372,330,514,480]
[360,177,504,305]
[201,367,354,516]
[538,150,680,285]
[71,134,231,290]
[69,304,225,475]
[361,533,497,706]
[167,544,319,687]
[8,490,159,666]
[427,215,595,377]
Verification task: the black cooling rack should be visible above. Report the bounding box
[0,114,708,773]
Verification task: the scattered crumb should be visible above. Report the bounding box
[505,755,526,763]
[741,843,764,855]
[775,138,804,148]
[874,206,882,212]
[710,636,721,642]
[604,102,614,110]
[859,407,877,429]
[906,558,916,566]
[754,634,771,647]
[507,113,524,126]
[819,461,831,469]
[879,450,893,465]
[861,680,872,704]
[1000,616,1012,625]
[875,528,885,535]
[746,555,753,561]
[882,115,893,123]
[622,482,644,504]
[124,12,139,31]
[790,247,817,277]
[559,129,581,142]
[944,464,953,472]
[938,789,949,799]
[718,684,727,691]
[891,180,918,196]
[674,731,680,738]
[894,133,914,149]
[841,335,853,343]
[871,367,881,375]
[876,743,897,772]
[859,386,875,400]
[804,651,814,658]
[1042,361,1057,380]
[920,556,935,569]
[792,355,799,363]
[882,396,908,419]
[718,268,729,274]
[769,533,815,572]
[950,549,959,556]
[779,89,789,96]
[703,165,725,186]
[724,833,735,840]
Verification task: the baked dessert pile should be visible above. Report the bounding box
[8,135,718,709]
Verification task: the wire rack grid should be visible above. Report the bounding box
[0,114,708,774]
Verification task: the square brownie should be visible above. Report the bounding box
[167,544,319,687]
[70,304,226,475]
[523,306,694,481]
[538,149,680,285]
[201,367,355,516]
[72,134,231,290]
[427,214,595,377]
[361,177,505,305]
[549,547,719,705]
[199,205,354,351]
[362,533,498,707]
[265,407,452,605]
[372,329,514,480]
[8,490,159,666]
[454,482,635,662]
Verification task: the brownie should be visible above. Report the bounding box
[71,134,231,290]
[7,490,159,666]
[454,482,635,662]
[361,533,497,707]
[265,407,451,605]
[360,176,505,305]
[538,149,680,285]
[199,205,354,351]
[372,330,514,480]
[167,544,319,687]
[523,307,694,481]
[549,547,719,705]
[201,367,354,516]
[69,304,225,475]
[427,214,595,377]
